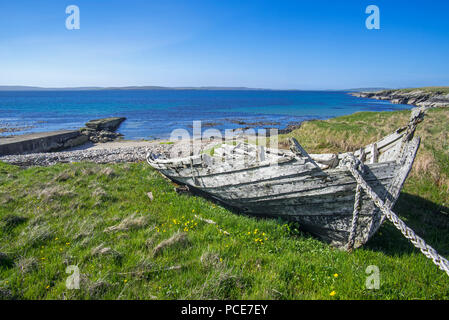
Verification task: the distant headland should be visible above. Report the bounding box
[349,87,449,109]
[0,85,270,91]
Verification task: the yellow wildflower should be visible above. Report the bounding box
[334,273,339,278]
[330,291,336,296]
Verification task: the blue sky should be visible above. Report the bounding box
[0,0,448,89]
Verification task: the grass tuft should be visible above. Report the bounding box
[16,257,38,274]
[153,232,189,257]
[104,213,147,233]
[200,251,221,269]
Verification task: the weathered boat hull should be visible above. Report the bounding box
[147,118,421,248]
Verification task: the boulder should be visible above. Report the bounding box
[81,117,126,143]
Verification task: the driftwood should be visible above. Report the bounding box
[147,111,424,249]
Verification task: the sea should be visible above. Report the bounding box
[0,90,411,140]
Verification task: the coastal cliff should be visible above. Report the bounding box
[350,87,449,109]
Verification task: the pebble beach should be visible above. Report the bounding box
[0,139,216,166]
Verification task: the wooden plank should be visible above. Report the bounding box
[370,143,379,164]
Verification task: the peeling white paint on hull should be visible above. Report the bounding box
[147,116,422,249]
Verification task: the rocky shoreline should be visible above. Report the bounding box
[350,88,449,109]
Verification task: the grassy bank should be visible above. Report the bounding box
[1,108,448,300]
[393,87,449,94]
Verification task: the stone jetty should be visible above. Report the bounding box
[0,117,126,156]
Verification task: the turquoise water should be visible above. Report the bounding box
[0,90,410,139]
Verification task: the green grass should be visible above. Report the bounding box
[389,87,449,94]
[1,108,449,300]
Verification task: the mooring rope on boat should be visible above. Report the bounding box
[347,184,362,251]
[343,154,449,277]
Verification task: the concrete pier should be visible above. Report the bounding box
[0,130,88,156]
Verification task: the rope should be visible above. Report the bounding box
[342,154,449,277]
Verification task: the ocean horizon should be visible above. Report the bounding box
[0,89,411,140]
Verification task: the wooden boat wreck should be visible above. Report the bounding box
[147,110,424,249]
